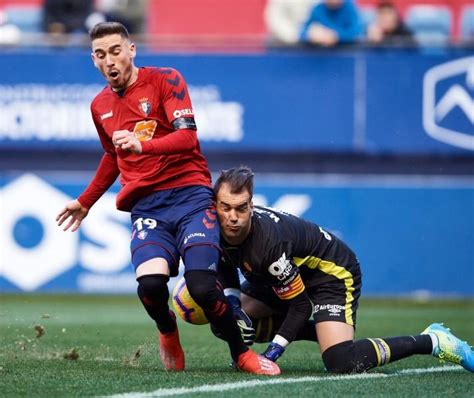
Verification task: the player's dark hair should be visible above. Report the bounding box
[214,166,254,199]
[89,22,130,41]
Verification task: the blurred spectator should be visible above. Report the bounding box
[300,0,361,47]
[0,10,21,45]
[43,0,96,34]
[96,0,148,34]
[264,0,317,45]
[367,1,416,46]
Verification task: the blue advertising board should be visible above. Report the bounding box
[0,49,472,154]
[0,172,472,295]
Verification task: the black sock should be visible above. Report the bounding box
[322,335,433,373]
[185,270,248,361]
[137,274,176,334]
[373,335,433,362]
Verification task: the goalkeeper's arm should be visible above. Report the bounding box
[261,291,313,361]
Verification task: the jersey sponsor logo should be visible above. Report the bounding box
[313,304,345,316]
[100,110,113,120]
[132,120,157,141]
[184,232,206,244]
[173,108,194,118]
[268,253,291,277]
[138,98,152,117]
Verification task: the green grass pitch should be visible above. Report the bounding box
[0,295,473,397]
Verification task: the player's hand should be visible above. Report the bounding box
[56,199,89,232]
[262,342,285,362]
[112,130,142,154]
[227,295,256,346]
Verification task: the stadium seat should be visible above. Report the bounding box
[4,5,42,33]
[359,6,376,34]
[460,6,474,43]
[405,5,452,47]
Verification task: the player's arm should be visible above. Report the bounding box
[57,111,119,231]
[261,248,313,361]
[141,68,198,155]
[113,68,198,155]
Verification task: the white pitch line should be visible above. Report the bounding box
[102,365,463,398]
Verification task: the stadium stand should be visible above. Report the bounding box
[405,4,452,46]
[359,5,377,34]
[460,5,474,43]
[3,4,42,33]
[0,1,473,47]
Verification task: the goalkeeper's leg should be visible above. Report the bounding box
[319,321,434,373]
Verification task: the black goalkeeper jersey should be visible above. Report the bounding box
[220,206,358,301]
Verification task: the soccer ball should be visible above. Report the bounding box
[172,276,209,325]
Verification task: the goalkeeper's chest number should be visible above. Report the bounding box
[133,217,157,231]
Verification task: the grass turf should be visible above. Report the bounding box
[0,295,473,397]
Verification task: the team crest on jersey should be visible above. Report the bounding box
[137,230,148,240]
[139,98,151,116]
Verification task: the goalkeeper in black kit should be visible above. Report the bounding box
[213,166,474,374]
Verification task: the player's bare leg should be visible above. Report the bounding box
[137,258,185,371]
[316,321,354,353]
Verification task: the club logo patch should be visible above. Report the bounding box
[139,98,151,116]
[137,230,148,240]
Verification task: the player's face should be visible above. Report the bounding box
[216,183,253,245]
[91,34,137,90]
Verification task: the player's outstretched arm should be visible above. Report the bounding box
[56,199,89,232]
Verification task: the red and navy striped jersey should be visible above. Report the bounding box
[79,67,211,211]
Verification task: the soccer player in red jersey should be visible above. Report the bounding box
[56,22,279,376]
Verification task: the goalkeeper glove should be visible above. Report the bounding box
[262,342,285,362]
[226,294,256,346]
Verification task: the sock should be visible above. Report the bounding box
[137,274,176,334]
[185,270,248,361]
[323,335,433,373]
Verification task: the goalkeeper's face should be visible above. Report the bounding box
[216,183,253,245]
[91,34,137,90]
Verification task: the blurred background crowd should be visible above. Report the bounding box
[0,1,472,296]
[0,0,473,48]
